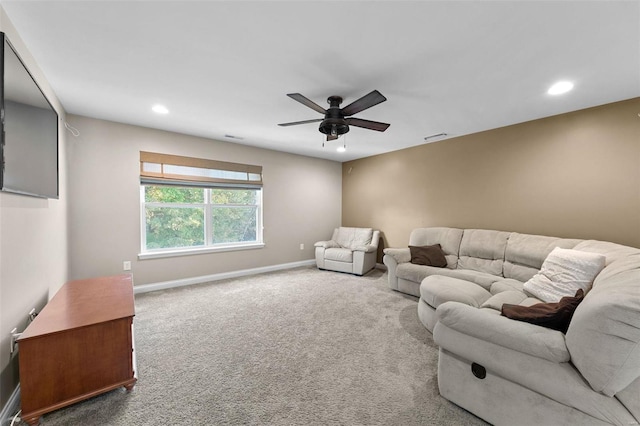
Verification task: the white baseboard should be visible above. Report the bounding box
[0,385,20,426]
[134,259,316,294]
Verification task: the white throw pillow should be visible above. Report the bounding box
[523,247,606,303]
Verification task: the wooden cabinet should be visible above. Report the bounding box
[17,275,137,426]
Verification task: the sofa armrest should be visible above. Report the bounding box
[382,247,410,264]
[435,301,570,363]
[314,240,340,249]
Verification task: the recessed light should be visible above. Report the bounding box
[152,104,169,114]
[547,81,574,95]
[336,146,346,153]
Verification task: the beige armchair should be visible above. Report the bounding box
[314,227,380,275]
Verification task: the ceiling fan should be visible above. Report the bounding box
[278,90,390,141]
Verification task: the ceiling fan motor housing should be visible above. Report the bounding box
[319,96,349,136]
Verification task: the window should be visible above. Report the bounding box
[139,152,263,258]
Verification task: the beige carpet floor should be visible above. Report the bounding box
[33,266,486,425]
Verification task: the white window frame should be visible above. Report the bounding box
[138,185,264,260]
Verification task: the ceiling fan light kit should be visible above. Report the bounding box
[279,90,390,142]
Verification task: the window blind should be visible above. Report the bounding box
[140,151,262,188]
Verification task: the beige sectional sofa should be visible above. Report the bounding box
[383,227,640,425]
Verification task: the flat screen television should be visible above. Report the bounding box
[0,32,59,199]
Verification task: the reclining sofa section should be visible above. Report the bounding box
[383,227,640,426]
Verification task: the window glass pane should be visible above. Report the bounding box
[212,206,257,244]
[144,185,204,203]
[211,188,257,205]
[145,206,205,249]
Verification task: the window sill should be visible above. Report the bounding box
[138,242,265,260]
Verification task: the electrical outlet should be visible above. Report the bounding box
[123,261,131,271]
[299,243,304,250]
[9,328,18,355]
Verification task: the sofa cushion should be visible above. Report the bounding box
[457,229,510,276]
[332,227,373,250]
[501,289,584,333]
[395,262,434,284]
[409,244,447,267]
[503,232,582,281]
[490,278,524,294]
[616,376,640,422]
[523,248,606,303]
[420,276,492,309]
[438,269,502,290]
[480,290,529,310]
[574,240,640,267]
[408,227,463,269]
[395,263,500,290]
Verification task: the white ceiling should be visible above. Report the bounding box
[1,1,638,162]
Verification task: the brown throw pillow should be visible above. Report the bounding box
[501,289,585,333]
[409,244,447,268]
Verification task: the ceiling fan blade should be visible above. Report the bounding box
[346,118,390,132]
[340,90,387,116]
[326,134,339,141]
[287,93,327,114]
[278,118,323,127]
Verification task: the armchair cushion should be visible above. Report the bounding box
[333,227,373,250]
[324,248,353,262]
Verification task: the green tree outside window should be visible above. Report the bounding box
[142,185,261,251]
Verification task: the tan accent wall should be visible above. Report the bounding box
[343,98,640,255]
[66,114,342,286]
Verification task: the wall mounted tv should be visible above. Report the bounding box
[0,32,59,199]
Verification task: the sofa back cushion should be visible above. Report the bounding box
[503,233,582,281]
[332,227,373,250]
[565,242,640,397]
[457,229,510,276]
[574,240,640,283]
[408,227,463,269]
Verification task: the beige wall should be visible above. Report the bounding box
[343,98,640,254]
[66,114,342,286]
[0,8,68,409]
